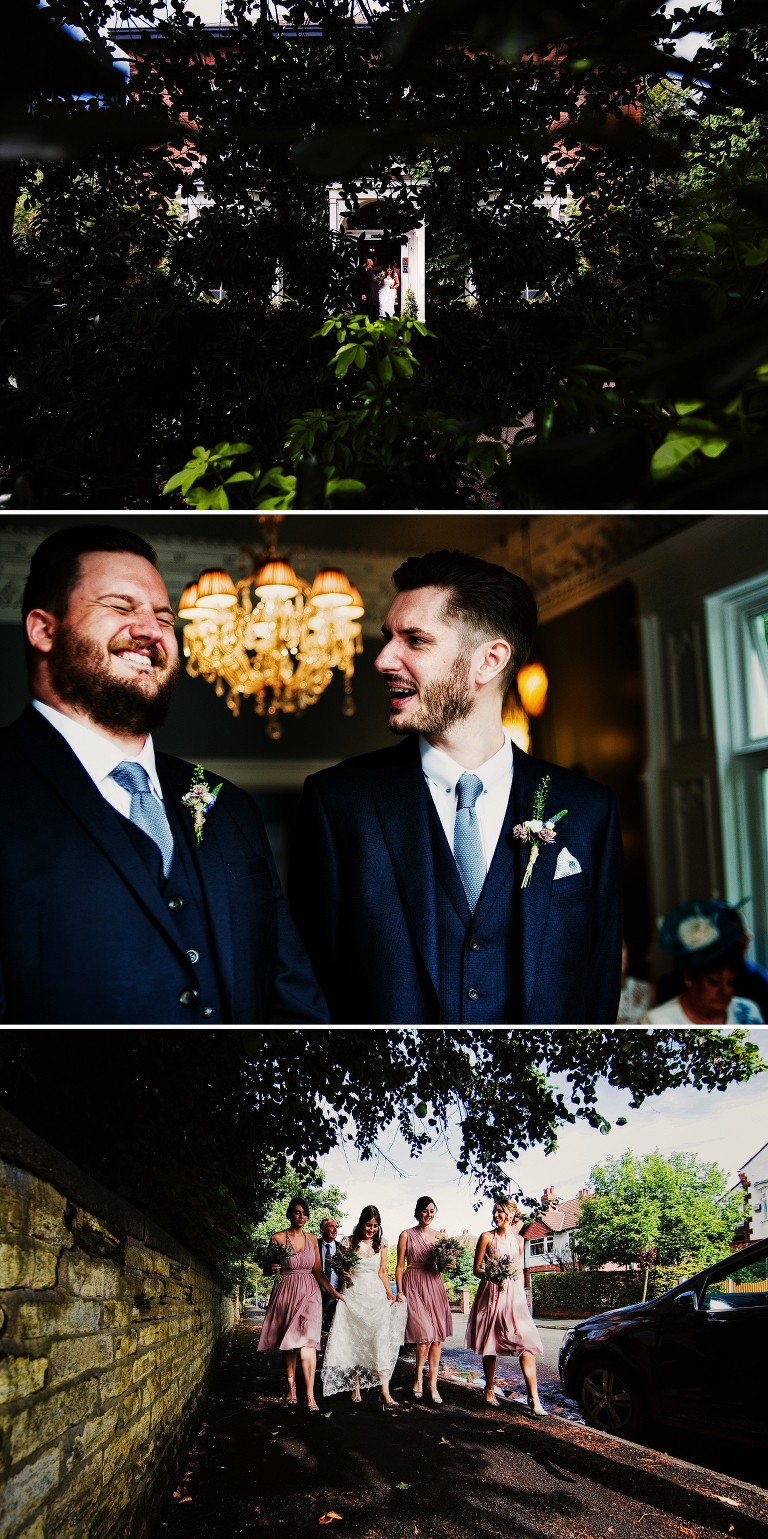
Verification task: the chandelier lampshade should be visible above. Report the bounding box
[177,581,201,620]
[179,517,364,740]
[253,559,300,599]
[195,568,238,608]
[309,568,355,608]
[345,584,365,621]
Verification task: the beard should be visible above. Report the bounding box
[388,653,474,736]
[47,624,180,736]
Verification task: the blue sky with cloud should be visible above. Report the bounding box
[321,1031,768,1241]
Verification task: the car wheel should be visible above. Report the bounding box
[576,1359,650,1439]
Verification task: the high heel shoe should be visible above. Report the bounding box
[285,1390,298,1407]
[381,1398,398,1412]
[527,1395,547,1418]
[412,1383,423,1401]
[428,1390,443,1406]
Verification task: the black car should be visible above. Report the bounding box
[558,1238,768,1446]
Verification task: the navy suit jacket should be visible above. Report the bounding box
[288,736,623,1024]
[0,706,328,1025]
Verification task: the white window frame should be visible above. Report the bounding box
[705,570,768,966]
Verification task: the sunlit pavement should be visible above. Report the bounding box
[433,1316,583,1425]
[151,1310,768,1539]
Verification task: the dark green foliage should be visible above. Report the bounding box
[0,1028,762,1286]
[3,0,766,505]
[531,1266,694,1315]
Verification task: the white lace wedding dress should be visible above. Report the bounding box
[321,1244,407,1396]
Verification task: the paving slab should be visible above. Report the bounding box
[151,1310,768,1539]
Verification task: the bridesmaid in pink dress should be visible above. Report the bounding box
[258,1197,342,1410]
[465,1197,546,1416]
[395,1196,453,1404]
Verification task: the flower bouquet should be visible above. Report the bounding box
[432,1237,462,1274]
[254,1239,291,1274]
[482,1252,518,1292]
[332,1244,362,1289]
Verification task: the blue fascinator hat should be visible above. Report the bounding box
[658,900,747,970]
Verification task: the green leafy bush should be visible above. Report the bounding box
[531,1266,695,1316]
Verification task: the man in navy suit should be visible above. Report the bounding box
[0,525,328,1025]
[289,550,622,1025]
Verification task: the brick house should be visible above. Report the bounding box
[521,1186,592,1287]
[731,1141,768,1248]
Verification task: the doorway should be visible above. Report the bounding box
[328,186,426,318]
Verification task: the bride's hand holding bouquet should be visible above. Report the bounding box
[332,1243,361,1291]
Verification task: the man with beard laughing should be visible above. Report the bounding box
[0,525,328,1025]
[288,549,622,1024]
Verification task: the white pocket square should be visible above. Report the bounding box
[554,847,582,880]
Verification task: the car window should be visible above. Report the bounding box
[702,1255,768,1311]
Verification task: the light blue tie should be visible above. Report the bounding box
[111,760,175,878]
[453,772,486,912]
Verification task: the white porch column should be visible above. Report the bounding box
[404,225,426,319]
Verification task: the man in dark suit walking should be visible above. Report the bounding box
[289,550,622,1025]
[318,1217,340,1331]
[0,525,328,1025]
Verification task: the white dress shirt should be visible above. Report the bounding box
[320,1237,339,1292]
[419,729,514,868]
[32,700,164,816]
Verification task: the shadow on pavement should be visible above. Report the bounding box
[150,1310,768,1539]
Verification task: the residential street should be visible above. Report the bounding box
[151,1309,768,1539]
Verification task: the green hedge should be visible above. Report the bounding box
[531,1267,692,1315]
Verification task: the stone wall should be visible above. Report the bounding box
[0,1109,236,1539]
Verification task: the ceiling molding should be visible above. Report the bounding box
[0,516,706,635]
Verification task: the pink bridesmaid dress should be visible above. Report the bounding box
[465,1231,543,1358]
[403,1228,454,1344]
[257,1234,322,1352]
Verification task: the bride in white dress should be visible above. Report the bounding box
[378,268,398,318]
[322,1204,407,1409]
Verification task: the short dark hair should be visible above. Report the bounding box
[22,525,159,664]
[391,550,537,687]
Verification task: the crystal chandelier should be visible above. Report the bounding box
[178,516,364,739]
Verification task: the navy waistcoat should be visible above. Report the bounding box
[426,793,519,1024]
[113,794,225,1023]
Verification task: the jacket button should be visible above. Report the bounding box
[202,1006,213,1018]
[468,939,481,951]
[467,987,479,1001]
[179,989,198,1006]
[187,950,199,964]
[168,897,184,910]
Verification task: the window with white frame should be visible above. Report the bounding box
[705,572,768,966]
[529,1235,555,1257]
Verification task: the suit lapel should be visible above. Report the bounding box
[512,747,557,1010]
[159,756,236,1019]
[12,707,190,963]
[371,740,440,1000]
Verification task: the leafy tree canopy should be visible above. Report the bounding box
[252,1161,346,1245]
[0,1028,762,1287]
[3,0,768,506]
[574,1148,743,1270]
